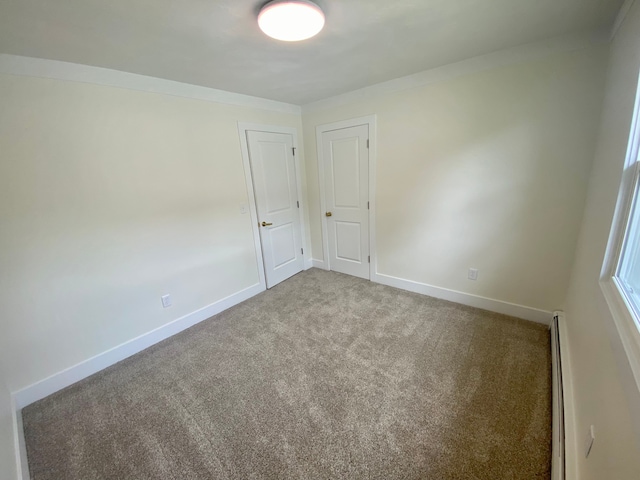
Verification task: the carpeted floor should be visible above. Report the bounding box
[23,269,551,479]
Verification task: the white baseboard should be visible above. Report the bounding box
[12,282,264,409]
[311,259,328,270]
[372,272,552,325]
[304,258,313,270]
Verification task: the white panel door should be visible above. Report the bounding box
[247,131,304,288]
[322,124,370,279]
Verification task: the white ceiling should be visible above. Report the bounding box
[0,0,624,105]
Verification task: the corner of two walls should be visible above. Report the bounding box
[0,71,304,400]
[301,42,609,318]
[559,1,640,478]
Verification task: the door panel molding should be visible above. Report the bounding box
[316,115,377,280]
[237,123,310,290]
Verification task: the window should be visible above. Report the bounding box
[615,160,640,329]
[601,72,640,391]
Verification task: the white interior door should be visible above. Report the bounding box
[322,124,370,279]
[247,130,304,288]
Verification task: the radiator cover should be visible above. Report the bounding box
[551,311,565,480]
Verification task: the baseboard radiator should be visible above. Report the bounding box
[551,311,565,480]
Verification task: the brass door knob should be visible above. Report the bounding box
[261,221,273,227]
[325,212,332,217]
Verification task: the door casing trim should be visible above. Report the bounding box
[238,122,310,290]
[316,115,377,280]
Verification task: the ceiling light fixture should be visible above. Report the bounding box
[258,0,325,42]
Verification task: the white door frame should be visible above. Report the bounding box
[238,122,310,290]
[316,115,377,279]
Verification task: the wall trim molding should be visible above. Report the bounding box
[12,282,265,409]
[311,259,328,270]
[0,29,610,118]
[0,54,301,115]
[301,31,609,114]
[372,272,552,325]
[611,0,636,41]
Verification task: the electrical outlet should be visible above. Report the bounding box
[584,425,595,458]
[161,294,172,308]
[468,268,478,281]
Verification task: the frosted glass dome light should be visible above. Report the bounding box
[258,0,325,42]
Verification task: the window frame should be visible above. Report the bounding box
[600,72,640,396]
[614,159,640,321]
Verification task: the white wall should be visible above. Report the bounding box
[562,1,640,478]
[302,44,608,313]
[0,72,303,396]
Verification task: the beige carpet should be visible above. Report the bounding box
[23,269,551,479]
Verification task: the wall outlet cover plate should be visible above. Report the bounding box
[161,294,172,308]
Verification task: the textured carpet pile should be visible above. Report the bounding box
[23,269,551,479]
